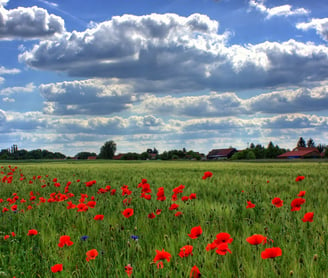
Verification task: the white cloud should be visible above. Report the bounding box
[249,0,309,19]
[0,66,20,75]
[19,14,328,91]
[0,76,4,84]
[0,82,35,96]
[0,0,9,7]
[296,18,328,42]
[39,79,137,115]
[2,97,14,102]
[0,5,65,40]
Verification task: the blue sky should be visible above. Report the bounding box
[1,0,328,156]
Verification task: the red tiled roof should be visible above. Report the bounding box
[207,148,236,157]
[278,147,320,158]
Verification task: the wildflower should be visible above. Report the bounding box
[202,171,213,180]
[80,235,89,241]
[174,211,182,217]
[261,247,282,259]
[125,264,133,277]
[148,212,156,219]
[58,235,74,247]
[246,234,268,245]
[189,193,197,200]
[131,235,139,241]
[291,198,305,211]
[94,214,104,221]
[178,245,193,258]
[246,201,255,208]
[155,209,162,215]
[4,235,10,240]
[295,176,305,182]
[272,197,283,208]
[169,203,179,210]
[302,212,314,222]
[216,243,232,255]
[214,232,233,245]
[297,191,306,197]
[51,264,63,273]
[188,226,202,239]
[153,249,171,268]
[181,196,189,202]
[190,265,201,278]
[86,249,98,261]
[27,229,38,236]
[122,208,134,218]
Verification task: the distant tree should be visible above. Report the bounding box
[140,152,150,160]
[98,140,117,159]
[297,137,306,148]
[325,148,328,158]
[317,144,326,153]
[249,143,255,149]
[75,152,97,159]
[307,138,315,148]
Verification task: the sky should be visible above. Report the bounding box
[1,0,328,156]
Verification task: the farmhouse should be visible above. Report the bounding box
[277,147,321,159]
[207,148,237,160]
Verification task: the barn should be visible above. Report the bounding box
[277,147,321,159]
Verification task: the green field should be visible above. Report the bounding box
[1,160,328,277]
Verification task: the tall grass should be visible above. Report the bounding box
[0,160,327,277]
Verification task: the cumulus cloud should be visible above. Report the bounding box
[0,66,20,75]
[39,79,137,115]
[0,5,65,39]
[19,13,328,91]
[249,0,309,19]
[296,18,328,42]
[0,82,35,96]
[0,0,9,7]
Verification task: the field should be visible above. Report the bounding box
[0,160,328,277]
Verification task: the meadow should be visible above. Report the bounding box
[0,160,327,278]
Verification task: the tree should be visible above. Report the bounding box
[98,140,116,159]
[297,137,306,148]
[317,144,326,153]
[75,152,97,159]
[307,138,315,148]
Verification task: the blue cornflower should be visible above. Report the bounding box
[130,235,139,241]
[80,235,89,241]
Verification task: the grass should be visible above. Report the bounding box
[0,160,328,277]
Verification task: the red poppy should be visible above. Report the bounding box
[174,211,182,217]
[4,235,9,240]
[58,235,74,247]
[214,232,233,245]
[172,184,185,194]
[188,226,202,239]
[51,264,63,273]
[246,234,267,245]
[246,201,255,208]
[169,203,179,210]
[94,214,104,221]
[189,193,197,200]
[297,191,306,197]
[216,243,232,255]
[261,247,282,259]
[153,249,171,268]
[181,196,189,202]
[125,264,133,277]
[148,212,156,219]
[271,197,283,208]
[178,245,193,258]
[155,209,162,215]
[202,171,213,180]
[291,198,305,211]
[86,249,98,261]
[122,208,134,218]
[295,176,305,182]
[302,212,314,222]
[190,265,201,278]
[27,229,38,236]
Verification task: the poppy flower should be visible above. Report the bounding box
[297,191,306,197]
[148,212,156,219]
[178,245,193,258]
[125,264,133,277]
[189,193,197,200]
[202,171,213,180]
[27,229,38,236]
[214,232,233,245]
[302,212,314,222]
[4,235,10,240]
[58,235,74,247]
[181,196,189,202]
[246,201,255,208]
[94,214,104,221]
[188,226,202,239]
[246,234,267,245]
[169,203,179,210]
[122,208,134,218]
[86,249,98,261]
[271,197,283,208]
[261,247,282,259]
[295,176,305,182]
[190,265,201,278]
[174,211,182,217]
[51,264,63,273]
[291,198,305,211]
[216,243,232,255]
[153,249,171,268]
[155,209,162,215]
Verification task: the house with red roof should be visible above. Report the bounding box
[207,148,237,160]
[277,147,321,159]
